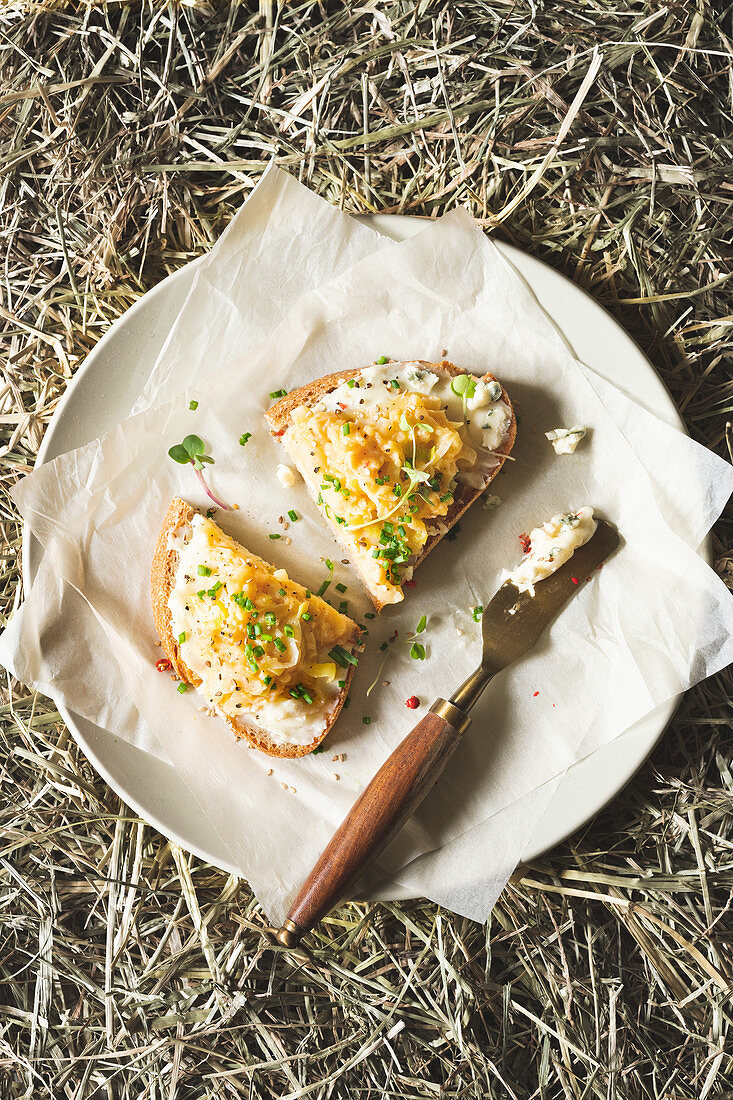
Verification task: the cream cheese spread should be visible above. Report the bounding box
[502,507,597,595]
[276,463,298,488]
[545,426,587,455]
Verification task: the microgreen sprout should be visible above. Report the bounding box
[168,434,231,510]
[450,373,477,416]
[450,374,477,401]
[404,614,428,661]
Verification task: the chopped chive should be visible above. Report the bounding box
[364,612,375,619]
[287,509,298,522]
[338,680,346,688]
[177,682,188,693]
[269,388,288,399]
[305,590,312,598]
[278,588,286,596]
[253,645,264,659]
[390,379,400,389]
[244,596,254,610]
[440,492,453,503]
[189,400,198,410]
[376,355,388,365]
[472,605,484,622]
[362,716,372,724]
[274,637,286,652]
[269,533,281,539]
[329,645,358,667]
[335,582,347,593]
[260,633,273,643]
[346,378,356,388]
[239,432,251,446]
[197,565,212,577]
[284,624,295,637]
[342,423,350,436]
[178,631,186,644]
[338,601,348,614]
[263,675,272,685]
[264,612,276,625]
[197,589,206,600]
[301,612,312,621]
[379,642,389,652]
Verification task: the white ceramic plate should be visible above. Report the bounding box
[24,215,694,897]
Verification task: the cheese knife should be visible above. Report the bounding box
[275,518,619,948]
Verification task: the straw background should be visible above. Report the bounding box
[1,2,732,1097]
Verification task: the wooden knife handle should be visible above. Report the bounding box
[275,700,469,947]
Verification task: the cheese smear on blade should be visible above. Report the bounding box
[282,362,512,604]
[502,507,597,596]
[167,514,356,746]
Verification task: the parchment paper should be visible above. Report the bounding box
[134,163,387,414]
[3,175,732,924]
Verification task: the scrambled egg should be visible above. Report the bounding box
[287,386,476,599]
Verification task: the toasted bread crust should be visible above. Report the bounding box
[265,360,517,610]
[150,498,357,758]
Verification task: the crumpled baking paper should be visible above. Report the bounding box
[3,169,733,924]
[134,163,386,414]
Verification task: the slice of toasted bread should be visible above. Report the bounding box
[266,360,516,610]
[151,499,360,758]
